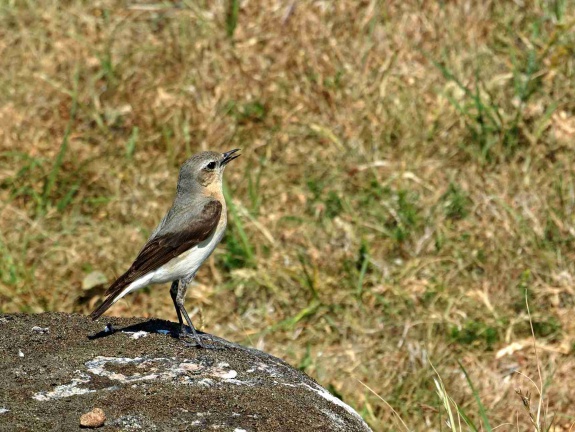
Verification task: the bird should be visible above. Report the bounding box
[90,149,241,348]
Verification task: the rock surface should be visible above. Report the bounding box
[0,313,372,432]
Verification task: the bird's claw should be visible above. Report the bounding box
[181,332,222,350]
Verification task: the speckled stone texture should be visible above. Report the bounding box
[0,313,372,432]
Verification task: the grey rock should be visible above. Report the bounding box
[0,313,372,432]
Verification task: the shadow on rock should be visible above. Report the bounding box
[87,318,180,340]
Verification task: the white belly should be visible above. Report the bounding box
[110,225,226,305]
[150,229,224,283]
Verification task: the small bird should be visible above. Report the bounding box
[90,149,241,347]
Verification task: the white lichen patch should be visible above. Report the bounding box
[223,378,251,386]
[211,368,237,380]
[299,383,371,432]
[31,326,49,334]
[123,330,149,340]
[320,408,346,431]
[197,378,215,387]
[246,362,281,378]
[119,328,172,338]
[31,353,286,405]
[179,362,202,372]
[32,372,94,401]
[86,356,168,383]
[85,356,241,386]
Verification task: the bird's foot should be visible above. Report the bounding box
[180,330,221,350]
[172,324,189,339]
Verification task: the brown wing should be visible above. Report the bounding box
[90,200,222,320]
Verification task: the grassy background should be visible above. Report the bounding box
[1,1,574,430]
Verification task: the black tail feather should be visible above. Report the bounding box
[90,295,118,320]
[89,272,131,320]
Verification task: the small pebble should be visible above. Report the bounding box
[80,407,106,428]
[32,326,49,334]
[18,350,24,358]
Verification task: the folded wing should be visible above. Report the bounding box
[90,200,222,320]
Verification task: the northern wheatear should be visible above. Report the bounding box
[90,149,240,347]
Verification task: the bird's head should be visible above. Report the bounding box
[177,149,241,197]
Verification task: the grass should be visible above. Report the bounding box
[428,293,561,432]
[1,1,575,430]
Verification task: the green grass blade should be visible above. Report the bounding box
[40,66,80,214]
[226,0,239,37]
[56,182,80,212]
[454,404,479,432]
[126,126,139,159]
[356,250,369,299]
[458,361,493,432]
[223,181,255,266]
[266,299,321,334]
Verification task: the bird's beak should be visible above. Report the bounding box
[221,148,241,166]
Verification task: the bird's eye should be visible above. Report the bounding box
[206,161,217,170]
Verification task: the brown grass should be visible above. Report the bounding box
[1,1,575,430]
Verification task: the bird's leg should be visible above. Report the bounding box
[175,274,213,349]
[169,280,184,335]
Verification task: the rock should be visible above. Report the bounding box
[80,407,105,428]
[0,313,372,432]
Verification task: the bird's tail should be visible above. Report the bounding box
[90,295,117,320]
[89,272,132,320]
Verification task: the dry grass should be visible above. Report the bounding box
[1,0,575,430]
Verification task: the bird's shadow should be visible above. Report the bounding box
[88,318,190,341]
[87,318,242,352]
